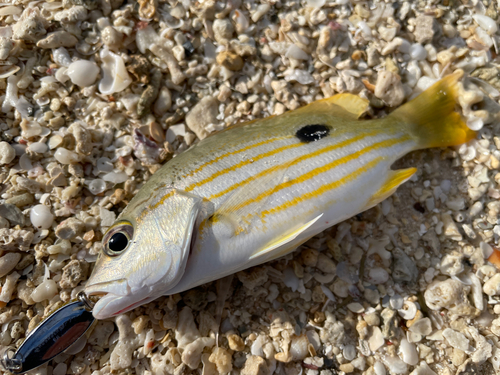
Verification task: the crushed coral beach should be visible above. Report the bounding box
[2,0,500,374]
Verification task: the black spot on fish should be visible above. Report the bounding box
[296,124,330,143]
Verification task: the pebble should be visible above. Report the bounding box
[216,51,244,71]
[31,279,58,302]
[240,355,268,375]
[374,71,405,107]
[414,15,435,44]
[185,96,219,140]
[59,259,89,289]
[54,147,80,164]
[0,252,22,277]
[56,217,85,240]
[36,30,78,48]
[209,347,232,374]
[472,14,498,35]
[408,318,432,336]
[212,19,234,45]
[483,273,500,296]
[0,142,16,165]
[399,338,418,365]
[443,328,469,351]
[66,60,99,87]
[368,326,384,351]
[30,204,54,229]
[0,204,25,226]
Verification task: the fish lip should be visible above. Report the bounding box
[84,278,130,297]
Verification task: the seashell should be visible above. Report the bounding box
[0,64,20,79]
[289,335,310,361]
[98,47,132,95]
[285,44,309,60]
[397,301,417,320]
[473,14,498,35]
[66,60,99,87]
[0,6,21,16]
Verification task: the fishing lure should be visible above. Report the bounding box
[1,72,475,373]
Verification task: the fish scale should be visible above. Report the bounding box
[84,72,476,319]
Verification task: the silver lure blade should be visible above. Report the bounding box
[1,292,95,374]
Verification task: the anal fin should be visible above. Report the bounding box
[249,214,324,261]
[366,168,417,208]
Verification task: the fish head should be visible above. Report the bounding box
[85,188,202,319]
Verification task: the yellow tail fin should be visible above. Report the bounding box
[390,70,476,149]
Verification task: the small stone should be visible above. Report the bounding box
[101,26,123,50]
[213,19,234,44]
[237,267,268,290]
[374,71,405,107]
[347,302,364,313]
[339,363,355,373]
[0,252,22,278]
[5,193,34,208]
[185,96,219,140]
[381,308,399,340]
[209,347,232,374]
[425,278,471,312]
[364,312,380,326]
[301,248,319,267]
[56,217,85,239]
[483,274,500,296]
[443,328,469,352]
[59,260,89,289]
[227,334,245,351]
[392,249,419,283]
[216,51,244,71]
[316,253,336,274]
[240,355,269,375]
[36,31,78,48]
[399,338,418,365]
[0,142,16,165]
[408,318,432,336]
[0,204,25,226]
[414,15,436,44]
[452,349,467,367]
[368,326,384,352]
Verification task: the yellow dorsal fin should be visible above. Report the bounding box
[292,93,370,120]
[366,167,417,208]
[324,93,370,118]
[249,214,324,261]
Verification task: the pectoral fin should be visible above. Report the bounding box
[366,167,417,208]
[249,214,324,261]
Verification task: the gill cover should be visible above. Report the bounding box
[85,189,203,317]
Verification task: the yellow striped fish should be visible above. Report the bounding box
[85,72,475,319]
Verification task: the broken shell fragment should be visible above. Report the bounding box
[98,47,132,95]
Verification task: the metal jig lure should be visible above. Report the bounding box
[0,292,95,374]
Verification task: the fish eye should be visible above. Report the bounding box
[103,221,133,256]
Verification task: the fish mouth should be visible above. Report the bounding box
[85,279,156,319]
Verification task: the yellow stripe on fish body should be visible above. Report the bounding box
[85,72,476,319]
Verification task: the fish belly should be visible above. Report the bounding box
[166,128,416,294]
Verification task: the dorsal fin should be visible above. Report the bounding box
[292,93,370,120]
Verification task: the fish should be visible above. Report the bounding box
[85,71,475,319]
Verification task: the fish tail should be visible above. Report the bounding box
[389,70,476,149]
